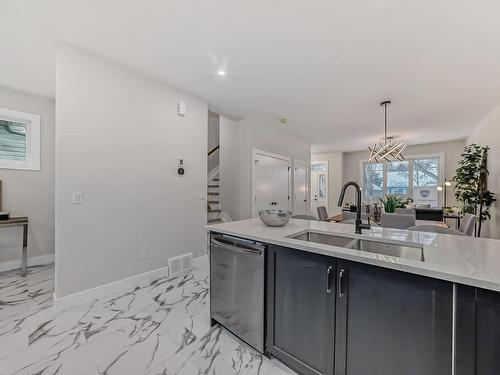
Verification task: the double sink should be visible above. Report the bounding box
[289,231,424,262]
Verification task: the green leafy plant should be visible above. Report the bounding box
[453,144,496,237]
[379,194,406,213]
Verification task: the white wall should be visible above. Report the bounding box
[0,86,55,268]
[207,112,220,174]
[220,117,311,220]
[342,139,465,205]
[207,111,219,152]
[467,100,500,239]
[311,152,343,216]
[55,45,208,297]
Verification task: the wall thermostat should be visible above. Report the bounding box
[177,158,185,176]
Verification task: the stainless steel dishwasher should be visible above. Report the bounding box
[210,233,266,353]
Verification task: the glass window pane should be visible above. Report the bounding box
[387,161,409,195]
[363,162,384,202]
[319,174,326,198]
[311,162,327,171]
[0,120,27,161]
[413,158,439,187]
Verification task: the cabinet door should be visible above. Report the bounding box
[335,260,452,375]
[456,285,500,375]
[254,154,275,213]
[273,157,290,211]
[267,245,335,375]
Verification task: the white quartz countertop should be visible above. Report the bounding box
[207,218,500,292]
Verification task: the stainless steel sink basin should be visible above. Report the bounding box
[289,231,355,248]
[288,231,424,262]
[346,239,424,262]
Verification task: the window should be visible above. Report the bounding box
[0,108,40,170]
[311,162,327,171]
[362,155,442,207]
[387,161,409,195]
[363,162,384,201]
[319,174,326,198]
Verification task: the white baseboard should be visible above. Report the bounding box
[194,254,208,268]
[53,264,170,311]
[0,253,55,273]
[53,255,208,312]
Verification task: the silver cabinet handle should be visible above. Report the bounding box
[338,268,346,298]
[326,266,334,294]
[211,238,263,256]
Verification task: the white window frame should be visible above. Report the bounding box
[0,107,40,170]
[359,153,445,206]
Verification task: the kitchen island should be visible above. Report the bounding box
[208,218,500,375]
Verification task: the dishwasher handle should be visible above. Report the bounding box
[211,237,264,256]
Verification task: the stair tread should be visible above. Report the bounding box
[208,218,222,223]
[212,178,219,181]
[207,192,220,195]
[208,209,222,213]
[208,200,219,204]
[208,185,220,188]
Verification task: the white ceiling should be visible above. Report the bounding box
[1,0,500,152]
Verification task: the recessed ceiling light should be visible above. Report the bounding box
[217,70,226,76]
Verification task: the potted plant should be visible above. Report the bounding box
[453,144,496,237]
[379,194,405,213]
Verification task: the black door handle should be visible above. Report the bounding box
[326,266,334,294]
[338,268,346,298]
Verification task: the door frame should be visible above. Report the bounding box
[252,148,292,217]
[293,159,310,215]
[311,160,329,218]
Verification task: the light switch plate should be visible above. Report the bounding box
[177,102,186,117]
[72,192,83,204]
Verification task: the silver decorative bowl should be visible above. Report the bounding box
[258,210,293,227]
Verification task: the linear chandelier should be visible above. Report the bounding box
[368,100,406,163]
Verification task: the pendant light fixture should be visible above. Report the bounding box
[368,100,406,163]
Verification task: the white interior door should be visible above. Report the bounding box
[273,158,290,211]
[254,154,275,213]
[293,161,308,215]
[311,162,328,218]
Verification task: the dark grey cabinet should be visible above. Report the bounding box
[267,245,336,375]
[334,260,453,375]
[456,285,500,375]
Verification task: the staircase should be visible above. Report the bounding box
[207,144,231,224]
[207,173,223,224]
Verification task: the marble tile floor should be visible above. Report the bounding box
[0,261,297,375]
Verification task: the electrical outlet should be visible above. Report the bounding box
[140,249,149,260]
[72,192,83,204]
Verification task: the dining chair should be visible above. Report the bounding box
[380,213,416,229]
[395,208,416,216]
[292,215,318,221]
[459,214,477,236]
[317,206,329,221]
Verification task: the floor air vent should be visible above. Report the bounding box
[168,253,193,277]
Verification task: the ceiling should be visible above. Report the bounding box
[1,0,500,152]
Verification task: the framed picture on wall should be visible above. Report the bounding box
[413,186,438,207]
[0,107,40,170]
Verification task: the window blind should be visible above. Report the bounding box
[0,120,27,161]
